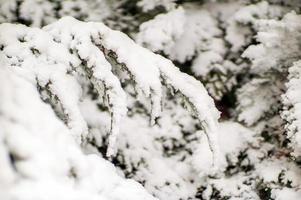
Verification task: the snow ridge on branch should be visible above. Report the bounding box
[0,16,220,164]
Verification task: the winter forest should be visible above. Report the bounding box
[1,0,301,199]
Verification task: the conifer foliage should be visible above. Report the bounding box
[0,15,219,199]
[1,0,301,199]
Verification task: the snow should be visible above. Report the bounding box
[43,16,220,161]
[137,0,176,12]
[272,188,301,200]
[0,16,221,199]
[2,1,301,199]
[137,5,223,65]
[0,64,157,200]
[44,17,129,156]
[193,121,255,176]
[243,11,301,73]
[282,61,301,156]
[19,0,54,27]
[137,7,185,53]
[192,51,223,77]
[157,57,220,167]
[237,78,280,126]
[0,23,89,142]
[136,2,241,99]
[0,0,110,27]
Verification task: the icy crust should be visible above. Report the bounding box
[282,61,301,157]
[0,65,157,200]
[0,17,220,164]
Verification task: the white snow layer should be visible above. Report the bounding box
[0,65,157,200]
[282,60,301,156]
[0,16,220,199]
